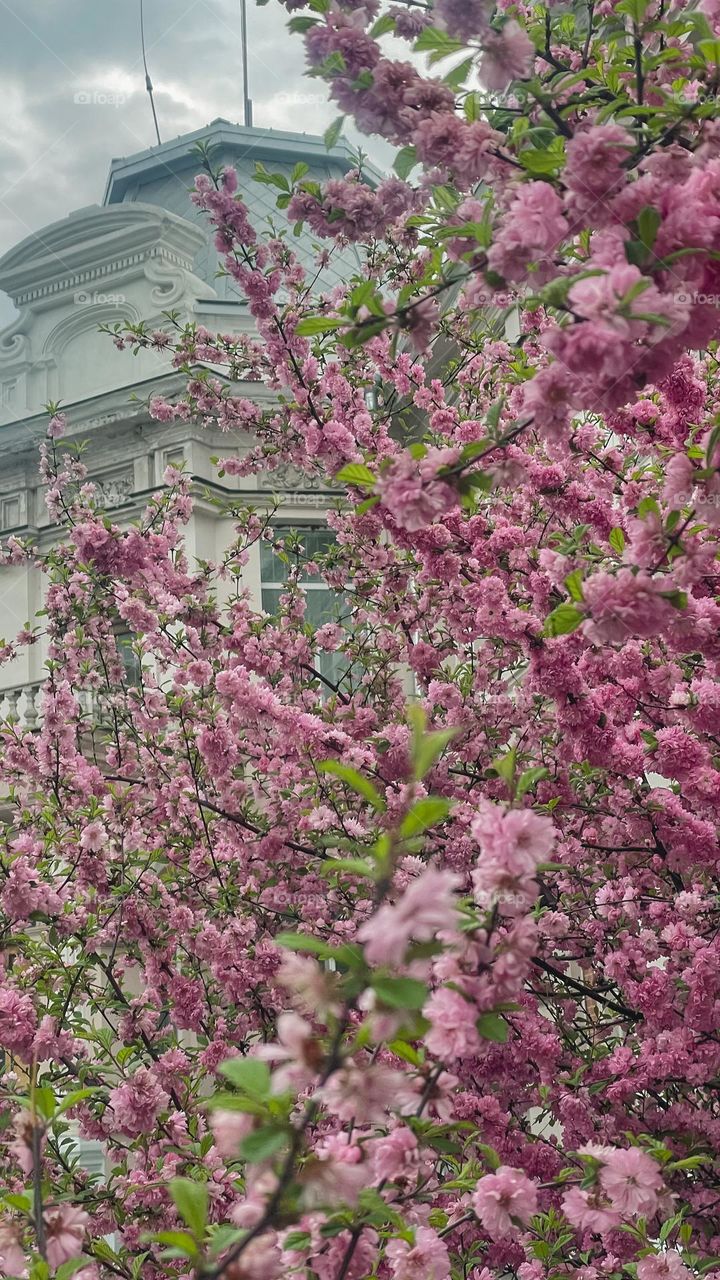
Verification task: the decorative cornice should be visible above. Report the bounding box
[0,204,210,305]
[12,246,193,307]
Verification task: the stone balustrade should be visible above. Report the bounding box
[0,682,43,728]
[0,682,99,729]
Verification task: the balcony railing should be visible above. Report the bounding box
[0,683,102,730]
[0,682,44,728]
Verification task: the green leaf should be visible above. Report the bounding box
[400,796,451,838]
[459,438,491,463]
[699,37,720,63]
[4,1192,32,1212]
[276,931,333,958]
[318,759,385,810]
[516,767,549,798]
[393,145,418,181]
[414,25,464,61]
[409,721,453,778]
[476,1012,510,1043]
[33,1086,56,1120]
[637,496,660,518]
[544,603,583,637]
[637,206,661,251]
[288,14,320,31]
[322,856,377,879]
[170,1178,208,1238]
[218,1057,271,1097]
[295,316,343,337]
[355,495,381,515]
[155,1231,199,1258]
[372,976,428,1009]
[661,588,688,610]
[477,1142,502,1169]
[444,55,473,90]
[370,12,395,36]
[55,1087,99,1116]
[564,570,584,603]
[486,397,505,431]
[55,1262,95,1280]
[388,1038,424,1066]
[488,747,516,785]
[90,1241,124,1267]
[283,1230,313,1251]
[609,526,626,555]
[520,147,564,175]
[252,164,290,191]
[206,1091,267,1115]
[239,1126,287,1163]
[335,462,376,489]
[324,115,346,149]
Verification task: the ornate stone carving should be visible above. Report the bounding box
[93,469,134,508]
[257,464,338,493]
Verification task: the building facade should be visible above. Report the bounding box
[0,119,368,715]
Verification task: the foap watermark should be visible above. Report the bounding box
[74,89,126,108]
[268,491,336,509]
[675,489,720,509]
[274,91,326,107]
[471,289,520,308]
[473,887,536,913]
[673,290,720,307]
[74,290,127,308]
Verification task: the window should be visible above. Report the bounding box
[0,379,16,410]
[114,629,142,688]
[162,446,186,473]
[260,526,349,690]
[0,495,21,529]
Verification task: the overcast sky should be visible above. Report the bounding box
[0,0,390,324]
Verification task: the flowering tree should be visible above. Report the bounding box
[3,0,720,1276]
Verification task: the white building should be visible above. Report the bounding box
[0,119,369,715]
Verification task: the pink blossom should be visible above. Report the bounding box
[479,21,535,91]
[320,1063,417,1123]
[376,454,458,531]
[582,569,676,644]
[562,1186,621,1233]
[0,984,37,1060]
[471,803,555,913]
[79,820,106,852]
[44,1204,89,1270]
[358,867,460,967]
[9,1110,43,1176]
[564,124,634,220]
[434,0,489,40]
[637,1253,694,1280]
[597,1147,664,1218]
[386,1226,451,1280]
[370,1125,420,1182]
[472,1166,539,1238]
[0,1224,26,1277]
[47,412,66,439]
[209,1108,254,1158]
[424,986,483,1060]
[254,1012,323,1090]
[108,1067,169,1137]
[488,183,569,283]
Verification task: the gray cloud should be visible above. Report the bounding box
[0,0,392,325]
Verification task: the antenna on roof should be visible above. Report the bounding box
[240,0,253,127]
[140,0,162,146]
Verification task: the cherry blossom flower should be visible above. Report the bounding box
[472,1166,539,1238]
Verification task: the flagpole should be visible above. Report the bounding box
[240,0,253,127]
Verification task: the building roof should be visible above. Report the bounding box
[103,117,384,205]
